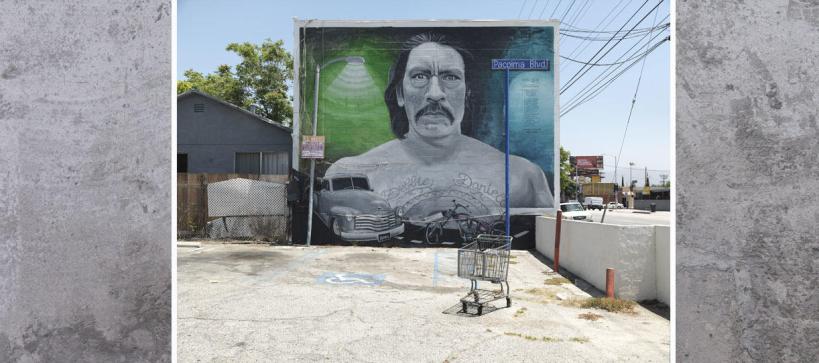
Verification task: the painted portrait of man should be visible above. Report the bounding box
[324,32,554,221]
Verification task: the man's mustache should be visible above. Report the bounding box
[414,103,454,124]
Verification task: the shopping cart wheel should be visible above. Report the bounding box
[461,302,467,313]
[477,306,483,316]
[506,297,511,308]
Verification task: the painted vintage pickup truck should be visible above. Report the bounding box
[313,174,404,242]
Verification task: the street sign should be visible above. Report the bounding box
[491,59,550,70]
[301,136,325,159]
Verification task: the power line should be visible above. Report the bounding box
[560,0,631,75]
[559,0,577,21]
[561,0,664,94]
[560,16,669,105]
[517,0,528,18]
[527,0,540,19]
[565,0,591,26]
[537,0,551,18]
[560,0,651,92]
[614,5,661,185]
[560,16,669,112]
[558,43,660,66]
[560,36,668,116]
[560,23,668,40]
[549,0,564,18]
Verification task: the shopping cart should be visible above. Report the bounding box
[457,234,513,315]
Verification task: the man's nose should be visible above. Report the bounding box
[425,75,445,102]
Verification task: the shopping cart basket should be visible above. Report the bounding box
[457,234,513,315]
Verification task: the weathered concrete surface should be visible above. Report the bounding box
[677,1,819,362]
[0,1,171,361]
[178,244,670,362]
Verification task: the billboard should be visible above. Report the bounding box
[571,155,604,170]
[294,20,558,244]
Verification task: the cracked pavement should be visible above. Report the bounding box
[178,243,669,362]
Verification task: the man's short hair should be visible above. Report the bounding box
[384,33,477,139]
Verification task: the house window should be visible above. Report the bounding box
[235,151,289,174]
[177,154,188,173]
[193,103,205,112]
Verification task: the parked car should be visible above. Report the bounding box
[606,202,624,209]
[559,202,592,221]
[314,174,405,242]
[583,197,604,210]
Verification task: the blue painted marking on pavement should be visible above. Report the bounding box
[317,272,385,286]
[433,251,439,287]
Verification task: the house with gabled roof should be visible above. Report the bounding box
[177,90,292,174]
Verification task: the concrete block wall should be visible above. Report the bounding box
[535,217,669,304]
[0,1,171,361]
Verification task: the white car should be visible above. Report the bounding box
[559,202,592,221]
[606,202,624,209]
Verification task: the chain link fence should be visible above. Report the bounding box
[203,178,289,241]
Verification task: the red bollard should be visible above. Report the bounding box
[554,210,562,273]
[606,268,615,299]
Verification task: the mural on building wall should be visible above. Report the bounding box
[296,22,558,244]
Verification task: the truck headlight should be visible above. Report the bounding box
[395,206,405,219]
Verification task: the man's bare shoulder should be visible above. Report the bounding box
[333,139,405,166]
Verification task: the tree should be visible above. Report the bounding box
[559,147,578,201]
[227,39,293,124]
[177,39,293,126]
[177,65,246,108]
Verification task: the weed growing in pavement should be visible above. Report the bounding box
[579,297,636,313]
[513,307,527,317]
[504,332,563,343]
[570,337,590,343]
[523,288,557,301]
[578,312,603,321]
[544,276,571,285]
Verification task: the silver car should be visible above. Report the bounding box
[314,174,405,242]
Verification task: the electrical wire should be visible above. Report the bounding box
[559,0,631,75]
[561,0,664,94]
[560,0,651,92]
[613,5,661,183]
[517,0,528,18]
[527,0,540,19]
[558,43,661,66]
[549,0,564,18]
[560,15,669,111]
[560,36,668,116]
[560,23,668,41]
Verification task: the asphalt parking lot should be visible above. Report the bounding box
[178,243,669,362]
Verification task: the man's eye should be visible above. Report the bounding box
[411,74,429,80]
[441,74,460,81]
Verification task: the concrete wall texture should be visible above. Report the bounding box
[535,217,670,304]
[0,1,171,362]
[677,0,819,362]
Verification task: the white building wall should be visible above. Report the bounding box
[536,217,668,303]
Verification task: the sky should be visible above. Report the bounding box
[178,0,671,186]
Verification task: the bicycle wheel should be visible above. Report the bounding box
[425,223,443,245]
[460,218,482,243]
[489,220,506,235]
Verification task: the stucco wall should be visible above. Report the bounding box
[677,1,819,361]
[535,217,668,303]
[0,1,171,361]
[654,225,670,305]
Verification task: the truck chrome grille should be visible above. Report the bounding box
[354,212,399,231]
